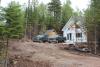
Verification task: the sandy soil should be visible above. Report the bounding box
[8,40,100,67]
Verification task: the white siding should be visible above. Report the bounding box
[63,27,87,45]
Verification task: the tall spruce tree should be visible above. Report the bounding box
[48,0,61,22]
[37,3,48,33]
[91,0,100,24]
[61,0,73,27]
[48,0,61,32]
[4,1,25,38]
[85,0,100,37]
[91,0,100,52]
[84,0,100,52]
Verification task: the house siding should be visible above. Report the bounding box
[62,16,87,45]
[63,27,87,45]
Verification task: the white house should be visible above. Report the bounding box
[62,16,87,45]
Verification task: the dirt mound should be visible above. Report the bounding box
[8,55,53,67]
[8,40,100,67]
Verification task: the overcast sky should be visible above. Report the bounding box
[1,0,90,11]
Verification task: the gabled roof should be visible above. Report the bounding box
[62,16,86,32]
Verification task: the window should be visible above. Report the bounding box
[67,34,69,40]
[67,33,72,40]
[76,33,82,38]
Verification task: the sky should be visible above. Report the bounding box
[1,0,90,11]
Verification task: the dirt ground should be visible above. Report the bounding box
[8,40,100,67]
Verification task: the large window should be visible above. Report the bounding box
[67,33,72,40]
[76,33,82,38]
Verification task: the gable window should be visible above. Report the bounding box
[68,28,70,30]
[76,33,82,38]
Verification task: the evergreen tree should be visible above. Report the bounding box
[61,0,73,27]
[91,0,100,24]
[84,0,100,52]
[37,3,47,33]
[48,0,61,22]
[85,0,100,35]
[0,6,7,36]
[48,0,61,32]
[4,1,25,38]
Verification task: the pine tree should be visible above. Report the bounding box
[48,0,61,32]
[61,0,73,27]
[4,1,25,38]
[48,0,61,22]
[84,0,100,53]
